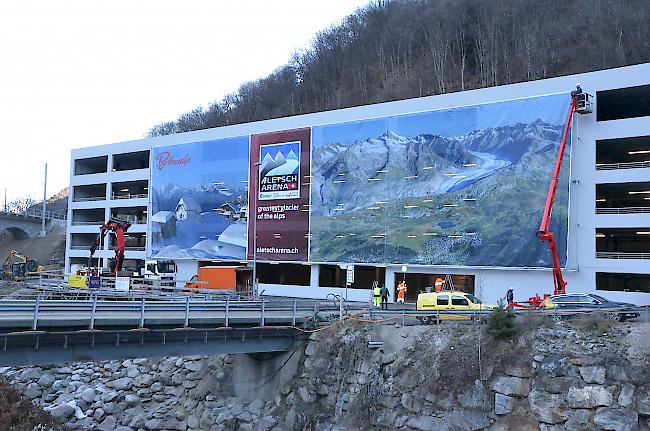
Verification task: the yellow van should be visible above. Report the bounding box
[416,291,494,324]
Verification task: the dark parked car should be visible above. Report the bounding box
[548,293,640,321]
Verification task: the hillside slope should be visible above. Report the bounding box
[148,0,650,136]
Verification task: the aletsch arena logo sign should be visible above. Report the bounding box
[258,141,301,201]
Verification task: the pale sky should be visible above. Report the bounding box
[0,0,369,203]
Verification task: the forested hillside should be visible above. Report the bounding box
[148,0,650,136]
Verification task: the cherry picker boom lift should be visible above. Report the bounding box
[89,217,131,276]
[508,86,592,309]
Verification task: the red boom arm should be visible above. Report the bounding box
[89,218,131,275]
[538,96,578,295]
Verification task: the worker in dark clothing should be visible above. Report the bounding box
[571,84,587,108]
[570,84,583,97]
[380,284,390,310]
[506,287,514,306]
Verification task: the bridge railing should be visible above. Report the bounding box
[0,295,345,332]
[24,271,259,302]
[0,209,67,221]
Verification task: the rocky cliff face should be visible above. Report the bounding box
[2,320,649,431]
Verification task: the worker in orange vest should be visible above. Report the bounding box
[435,277,444,292]
[397,281,407,304]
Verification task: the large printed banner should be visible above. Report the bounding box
[150,136,249,260]
[149,94,572,269]
[309,93,571,268]
[248,128,311,261]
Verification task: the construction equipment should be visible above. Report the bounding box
[3,250,44,281]
[185,266,237,291]
[143,259,177,286]
[89,217,131,275]
[509,86,592,310]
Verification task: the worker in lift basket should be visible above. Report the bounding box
[372,281,381,308]
[506,287,514,306]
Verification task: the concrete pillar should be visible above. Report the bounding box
[385,266,395,303]
[310,264,319,289]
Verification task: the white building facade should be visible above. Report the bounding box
[66,63,650,305]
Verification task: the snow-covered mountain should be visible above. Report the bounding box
[311,121,564,215]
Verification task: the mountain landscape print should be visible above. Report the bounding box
[150,136,249,260]
[309,94,571,268]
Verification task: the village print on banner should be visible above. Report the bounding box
[149,136,250,260]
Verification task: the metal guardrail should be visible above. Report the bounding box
[71,220,147,226]
[21,273,251,302]
[111,193,147,200]
[72,196,106,202]
[0,295,342,331]
[596,251,650,259]
[0,209,67,221]
[596,161,650,170]
[596,207,650,214]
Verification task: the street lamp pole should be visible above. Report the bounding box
[252,161,261,299]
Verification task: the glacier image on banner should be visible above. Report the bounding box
[150,136,249,260]
[309,93,571,267]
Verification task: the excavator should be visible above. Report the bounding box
[88,217,131,276]
[2,250,44,281]
[508,86,592,310]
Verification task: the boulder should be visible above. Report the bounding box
[144,418,164,430]
[593,408,638,431]
[258,415,278,430]
[618,384,635,407]
[533,376,575,394]
[491,376,530,397]
[406,416,450,431]
[298,386,315,403]
[50,403,76,422]
[528,390,568,424]
[113,377,134,391]
[607,366,629,382]
[20,367,42,380]
[637,386,650,416]
[401,393,424,413]
[567,386,613,408]
[579,366,606,384]
[37,373,56,387]
[563,408,592,430]
[539,356,576,377]
[98,415,117,431]
[93,407,105,421]
[187,415,199,429]
[183,361,203,372]
[459,380,490,409]
[24,382,41,399]
[504,365,532,378]
[163,418,186,430]
[238,411,254,423]
[495,393,515,415]
[490,415,539,431]
[125,394,141,407]
[80,387,96,403]
[445,410,489,430]
[126,365,140,378]
[101,391,119,402]
[133,373,154,388]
